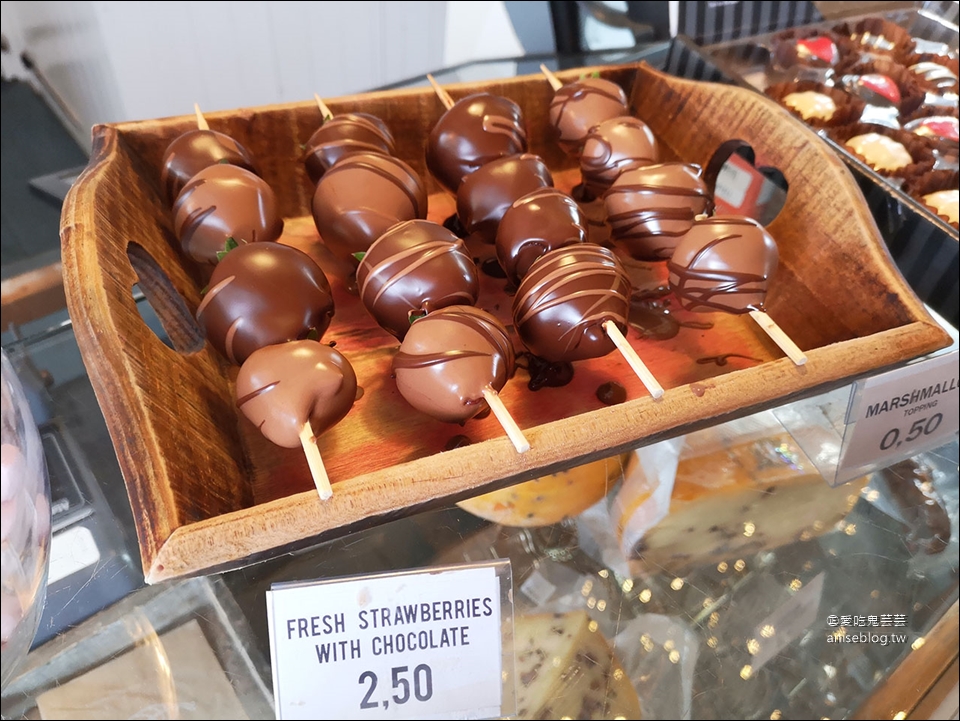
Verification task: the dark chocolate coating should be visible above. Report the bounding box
[196,243,335,365]
[302,113,396,185]
[172,164,284,266]
[456,154,553,244]
[513,245,631,363]
[312,152,428,264]
[495,187,587,286]
[549,78,629,156]
[667,216,778,314]
[580,116,659,198]
[426,93,528,194]
[394,306,514,423]
[160,129,258,205]
[604,163,712,260]
[357,220,480,340]
[236,341,357,448]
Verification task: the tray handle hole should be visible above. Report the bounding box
[704,138,789,226]
[127,242,205,354]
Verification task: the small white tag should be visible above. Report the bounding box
[519,571,556,607]
[48,525,100,584]
[835,351,958,484]
[750,572,825,670]
[267,562,509,720]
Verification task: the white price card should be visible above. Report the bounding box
[835,350,958,484]
[267,561,513,721]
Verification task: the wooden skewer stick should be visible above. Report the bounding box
[539,63,563,91]
[299,423,334,500]
[602,320,665,399]
[426,73,455,110]
[194,103,209,131]
[749,311,807,366]
[481,386,531,453]
[314,93,334,120]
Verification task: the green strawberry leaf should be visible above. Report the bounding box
[408,310,427,324]
[305,327,320,341]
[352,251,366,263]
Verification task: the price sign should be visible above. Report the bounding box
[267,561,511,720]
[836,350,958,484]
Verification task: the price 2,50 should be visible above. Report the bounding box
[879,413,943,451]
[359,664,433,710]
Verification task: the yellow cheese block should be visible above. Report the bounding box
[617,429,866,573]
[513,610,642,720]
[458,453,632,527]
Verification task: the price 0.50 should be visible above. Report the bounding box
[359,665,433,711]
[879,414,943,452]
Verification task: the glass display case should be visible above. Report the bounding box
[1,41,958,721]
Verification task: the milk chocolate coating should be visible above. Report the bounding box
[426,93,528,194]
[302,113,396,185]
[495,187,587,286]
[172,164,284,266]
[456,154,553,244]
[236,341,357,448]
[667,216,778,314]
[197,243,335,364]
[357,220,480,340]
[160,129,258,204]
[394,306,514,423]
[513,245,631,363]
[312,153,428,264]
[605,163,712,261]
[580,116,659,198]
[549,78,629,157]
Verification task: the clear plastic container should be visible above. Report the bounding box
[1,348,52,687]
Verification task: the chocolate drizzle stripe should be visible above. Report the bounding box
[361,239,465,307]
[606,184,708,197]
[608,208,699,235]
[516,261,628,317]
[415,309,515,373]
[236,380,280,408]
[550,84,627,145]
[667,259,768,313]
[329,115,395,146]
[583,155,658,178]
[224,318,242,365]
[195,274,236,318]
[429,310,514,370]
[482,115,528,148]
[304,139,387,164]
[178,204,219,257]
[511,187,568,209]
[394,348,494,369]
[324,158,424,217]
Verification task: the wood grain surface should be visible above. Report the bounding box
[60,62,950,582]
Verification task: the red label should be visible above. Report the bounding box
[859,74,901,106]
[713,153,766,218]
[796,36,838,66]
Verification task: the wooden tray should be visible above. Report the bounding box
[61,62,950,583]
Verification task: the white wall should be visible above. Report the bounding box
[2,0,450,139]
[2,1,534,147]
[442,0,523,68]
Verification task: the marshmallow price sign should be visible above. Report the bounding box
[836,350,958,484]
[267,561,512,720]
